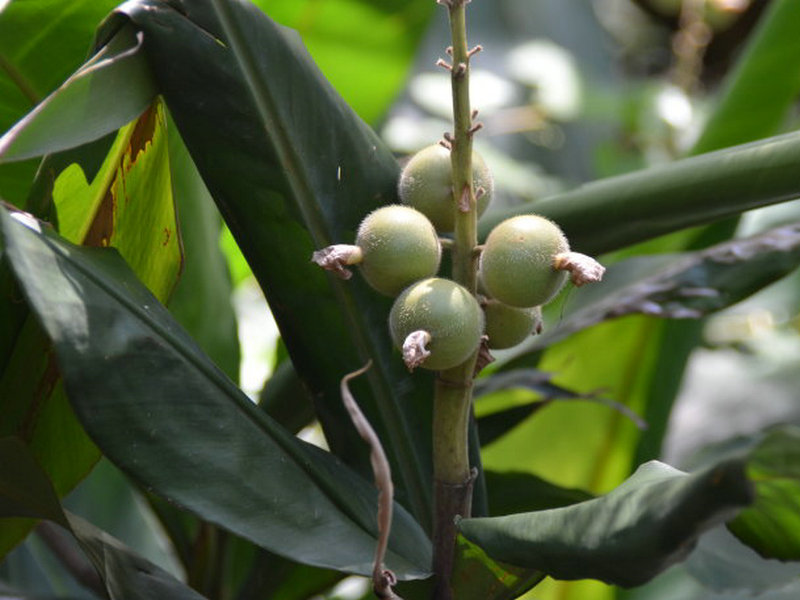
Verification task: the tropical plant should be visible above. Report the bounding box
[1,1,800,599]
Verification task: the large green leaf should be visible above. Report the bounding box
[0,23,156,163]
[0,206,432,580]
[459,459,753,588]
[728,426,800,561]
[0,436,208,600]
[478,131,800,256]
[112,0,437,526]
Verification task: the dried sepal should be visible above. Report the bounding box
[311,244,363,280]
[474,335,495,376]
[554,251,606,286]
[402,330,432,371]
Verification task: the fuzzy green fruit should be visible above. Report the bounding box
[398,144,493,233]
[389,278,483,371]
[483,300,542,350]
[479,214,569,308]
[356,205,441,296]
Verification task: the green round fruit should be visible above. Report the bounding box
[356,205,441,296]
[389,278,484,371]
[479,214,569,308]
[398,144,493,233]
[483,300,541,350]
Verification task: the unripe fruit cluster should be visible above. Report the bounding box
[312,144,604,372]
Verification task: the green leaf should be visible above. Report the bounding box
[483,471,592,517]
[0,99,182,559]
[0,436,208,600]
[0,0,121,204]
[256,1,436,125]
[474,369,646,447]
[115,0,436,526]
[0,437,68,526]
[259,360,316,435]
[517,221,800,353]
[65,513,210,600]
[459,459,753,588]
[451,536,544,600]
[0,206,432,580]
[165,121,239,382]
[728,426,800,561]
[691,0,800,155]
[0,23,156,163]
[478,131,800,256]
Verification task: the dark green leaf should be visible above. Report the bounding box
[483,471,592,517]
[234,550,343,600]
[0,437,68,526]
[0,436,206,599]
[478,131,800,256]
[258,360,315,435]
[115,0,436,526]
[0,206,432,580]
[0,23,156,163]
[728,426,800,561]
[459,459,753,587]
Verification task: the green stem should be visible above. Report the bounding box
[448,2,478,293]
[432,1,480,598]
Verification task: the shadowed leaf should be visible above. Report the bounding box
[111,0,438,526]
[459,459,753,587]
[0,206,431,580]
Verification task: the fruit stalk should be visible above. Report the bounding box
[432,1,481,598]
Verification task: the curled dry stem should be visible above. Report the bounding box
[311,244,363,279]
[340,361,403,600]
[554,251,606,286]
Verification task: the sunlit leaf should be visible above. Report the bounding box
[728,426,800,561]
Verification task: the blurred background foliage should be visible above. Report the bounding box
[1,0,799,599]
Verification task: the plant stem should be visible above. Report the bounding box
[432,1,479,598]
[448,1,478,293]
